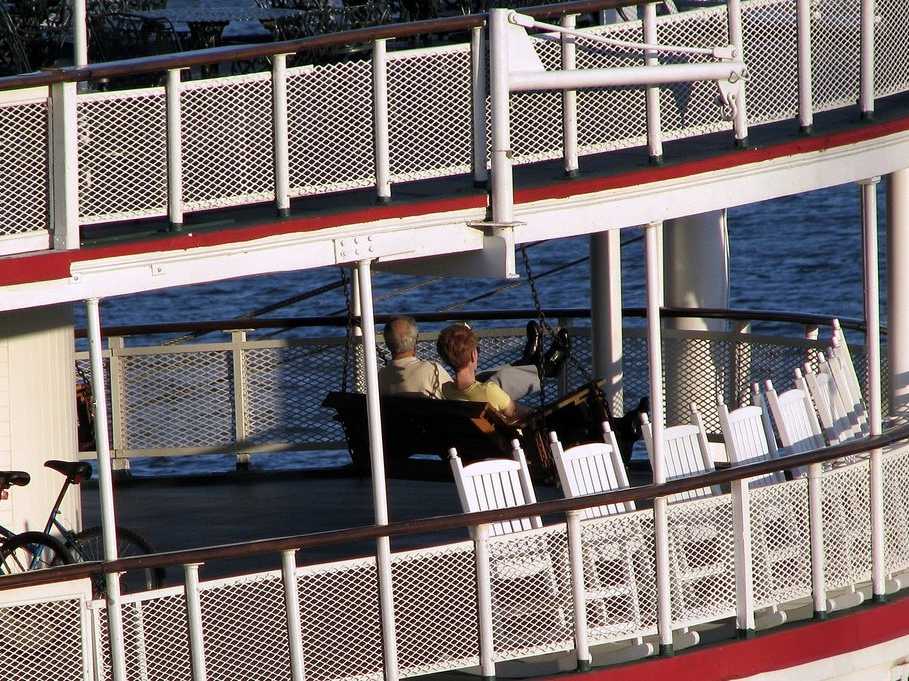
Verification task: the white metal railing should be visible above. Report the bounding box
[3,431,909,680]
[73,321,835,467]
[0,0,903,253]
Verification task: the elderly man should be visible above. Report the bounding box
[377,315,569,401]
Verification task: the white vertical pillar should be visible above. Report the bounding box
[796,0,814,133]
[888,169,909,421]
[272,53,291,218]
[86,298,127,681]
[726,0,749,146]
[184,563,207,681]
[860,0,875,119]
[166,68,184,232]
[644,2,663,164]
[663,211,730,424]
[561,13,579,178]
[646,222,673,655]
[590,230,624,416]
[73,0,87,66]
[356,259,399,681]
[470,26,488,187]
[489,9,514,225]
[731,479,754,636]
[861,176,885,600]
[282,550,306,681]
[373,39,391,204]
[50,81,80,251]
[474,522,495,680]
[566,511,591,670]
[808,463,827,618]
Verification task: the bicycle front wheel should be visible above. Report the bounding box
[72,527,165,594]
[0,531,73,574]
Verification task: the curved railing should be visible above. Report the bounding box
[0,0,904,253]
[2,422,908,681]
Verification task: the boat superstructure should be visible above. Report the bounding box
[2,0,909,679]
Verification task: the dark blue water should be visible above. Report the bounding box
[76,182,888,475]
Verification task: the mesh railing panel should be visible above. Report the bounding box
[883,444,909,575]
[117,348,235,450]
[749,477,812,609]
[488,524,574,661]
[388,47,473,182]
[741,0,799,125]
[0,597,84,681]
[821,458,872,591]
[287,60,375,197]
[581,510,658,644]
[875,0,909,98]
[393,541,480,676]
[666,494,736,626]
[182,73,275,211]
[298,558,384,681]
[811,0,861,112]
[0,100,48,235]
[200,573,291,681]
[78,89,168,223]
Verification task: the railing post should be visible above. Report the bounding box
[725,0,749,147]
[645,222,674,655]
[728,320,750,408]
[107,336,129,475]
[561,13,579,178]
[166,68,185,232]
[49,80,80,250]
[372,39,392,204]
[282,549,306,681]
[859,0,875,119]
[231,330,251,471]
[808,463,827,619]
[86,298,128,681]
[566,511,591,671]
[470,26,489,188]
[644,1,663,164]
[489,9,514,225]
[73,0,87,67]
[272,53,291,218]
[474,522,496,681]
[184,563,208,681]
[861,176,885,600]
[731,479,755,637]
[795,0,813,133]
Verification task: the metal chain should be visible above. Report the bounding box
[339,267,353,393]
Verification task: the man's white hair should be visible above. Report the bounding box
[384,315,418,355]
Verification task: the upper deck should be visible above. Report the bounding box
[0,0,908,309]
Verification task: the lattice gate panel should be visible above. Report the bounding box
[875,0,909,98]
[749,478,812,609]
[394,541,480,677]
[0,100,48,235]
[78,89,168,224]
[662,334,733,432]
[656,7,732,141]
[297,559,384,681]
[244,343,347,447]
[883,445,909,575]
[388,47,473,182]
[488,524,574,661]
[97,592,193,681]
[741,0,799,125]
[287,60,375,196]
[666,494,736,626]
[821,459,872,591]
[509,37,564,165]
[582,510,658,645]
[118,349,235,450]
[182,73,275,211]
[200,573,291,681]
[811,0,861,112]
[0,597,84,681]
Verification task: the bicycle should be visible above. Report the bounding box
[0,470,72,574]
[37,460,165,595]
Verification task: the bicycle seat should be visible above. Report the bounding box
[0,470,30,490]
[44,460,92,484]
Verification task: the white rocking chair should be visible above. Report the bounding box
[803,356,857,446]
[549,423,651,644]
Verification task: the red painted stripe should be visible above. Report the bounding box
[3,113,909,289]
[541,597,909,681]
